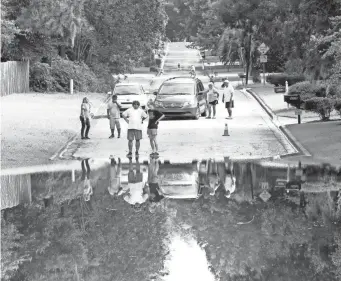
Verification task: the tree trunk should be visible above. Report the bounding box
[59,45,66,58]
[245,33,252,85]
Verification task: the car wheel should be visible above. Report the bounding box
[194,105,200,120]
[201,104,207,117]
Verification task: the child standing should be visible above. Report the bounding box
[147,109,165,156]
[107,95,122,138]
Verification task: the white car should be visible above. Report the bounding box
[110,83,149,112]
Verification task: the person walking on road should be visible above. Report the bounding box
[147,109,165,156]
[202,82,219,119]
[80,97,92,139]
[122,101,148,158]
[222,79,234,119]
[178,63,181,71]
[190,65,196,77]
[107,95,122,138]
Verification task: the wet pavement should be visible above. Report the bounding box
[1,157,341,281]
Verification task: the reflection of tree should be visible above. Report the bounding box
[165,189,340,280]
[3,175,169,280]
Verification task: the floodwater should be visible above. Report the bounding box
[1,157,340,281]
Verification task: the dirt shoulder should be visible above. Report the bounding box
[1,92,107,169]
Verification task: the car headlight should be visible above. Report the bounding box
[183,100,197,107]
[154,101,163,107]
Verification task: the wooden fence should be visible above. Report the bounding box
[0,61,29,97]
[1,174,32,210]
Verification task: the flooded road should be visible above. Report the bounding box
[1,157,341,281]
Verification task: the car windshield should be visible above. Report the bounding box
[114,85,140,95]
[159,83,194,95]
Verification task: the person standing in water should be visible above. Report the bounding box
[80,97,92,139]
[107,95,122,138]
[202,82,219,119]
[147,109,165,156]
[222,79,234,119]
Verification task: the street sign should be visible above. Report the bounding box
[259,190,271,202]
[260,55,267,63]
[295,109,302,115]
[258,43,269,54]
[260,182,269,190]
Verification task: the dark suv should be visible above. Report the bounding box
[150,77,207,119]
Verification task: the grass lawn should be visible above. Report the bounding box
[286,120,341,164]
[1,92,107,169]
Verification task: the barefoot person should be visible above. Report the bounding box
[80,97,92,139]
[147,109,165,156]
[222,79,234,119]
[203,82,219,119]
[107,95,122,138]
[122,101,148,158]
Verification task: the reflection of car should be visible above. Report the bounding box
[158,164,202,199]
[111,83,149,112]
[150,77,207,119]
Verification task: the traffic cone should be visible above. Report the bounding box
[222,123,230,136]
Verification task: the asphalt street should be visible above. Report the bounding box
[61,42,297,162]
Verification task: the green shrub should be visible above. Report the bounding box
[51,59,99,92]
[266,73,305,86]
[29,62,55,92]
[304,97,335,120]
[334,99,341,117]
[328,83,341,98]
[288,81,326,101]
[30,59,101,93]
[150,66,158,72]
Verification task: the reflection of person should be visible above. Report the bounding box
[108,157,122,198]
[107,95,122,138]
[198,160,208,188]
[122,101,148,158]
[222,157,236,198]
[148,157,164,203]
[207,159,221,195]
[80,97,92,139]
[147,109,165,156]
[81,159,93,201]
[122,158,149,210]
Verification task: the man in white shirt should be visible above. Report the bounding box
[122,100,148,158]
[222,79,234,119]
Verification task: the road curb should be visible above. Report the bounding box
[244,88,311,157]
[49,95,111,161]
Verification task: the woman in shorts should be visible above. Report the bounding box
[203,82,219,119]
[147,109,165,156]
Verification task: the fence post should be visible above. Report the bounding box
[70,79,74,95]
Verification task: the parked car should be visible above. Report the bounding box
[149,77,207,119]
[110,83,149,112]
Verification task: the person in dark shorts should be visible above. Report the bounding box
[222,79,234,119]
[122,101,148,158]
[202,82,219,119]
[147,109,165,156]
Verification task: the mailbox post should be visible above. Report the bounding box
[284,94,302,124]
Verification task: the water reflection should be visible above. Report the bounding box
[1,158,340,281]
